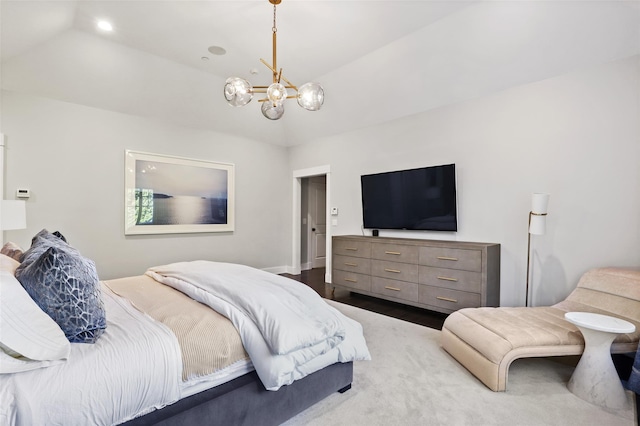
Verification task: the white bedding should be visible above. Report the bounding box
[1,262,370,424]
[0,285,250,426]
[147,261,371,391]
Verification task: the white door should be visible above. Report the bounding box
[308,177,326,268]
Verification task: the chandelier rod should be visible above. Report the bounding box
[260,1,297,90]
[272,2,278,83]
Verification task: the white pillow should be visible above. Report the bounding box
[0,257,70,373]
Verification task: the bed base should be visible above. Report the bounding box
[123,361,353,426]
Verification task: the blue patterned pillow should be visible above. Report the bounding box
[19,229,67,265]
[16,234,106,344]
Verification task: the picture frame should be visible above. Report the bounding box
[124,150,235,235]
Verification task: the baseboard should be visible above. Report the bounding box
[262,265,290,275]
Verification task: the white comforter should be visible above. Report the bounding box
[147,261,371,390]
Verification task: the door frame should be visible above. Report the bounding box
[0,134,6,246]
[292,165,331,282]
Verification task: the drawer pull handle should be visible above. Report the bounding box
[437,256,458,261]
[344,278,357,283]
[384,286,401,291]
[344,262,358,267]
[436,296,458,303]
[437,276,458,282]
[385,251,401,255]
[384,268,401,274]
[345,247,358,251]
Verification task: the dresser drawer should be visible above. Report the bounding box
[371,277,419,303]
[419,266,482,293]
[419,247,482,272]
[332,270,371,292]
[418,286,481,312]
[371,260,419,283]
[333,239,371,258]
[371,243,419,263]
[333,255,371,274]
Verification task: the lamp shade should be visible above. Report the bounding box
[297,82,324,111]
[529,214,546,235]
[224,77,253,107]
[529,193,549,235]
[0,200,27,230]
[531,193,550,214]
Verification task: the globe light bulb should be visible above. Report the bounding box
[224,77,253,107]
[261,101,285,120]
[297,82,324,111]
[266,83,287,105]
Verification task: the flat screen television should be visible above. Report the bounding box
[361,163,457,231]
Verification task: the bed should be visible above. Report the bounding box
[0,230,370,425]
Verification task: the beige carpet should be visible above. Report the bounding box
[284,300,636,426]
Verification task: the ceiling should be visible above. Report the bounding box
[1,0,639,146]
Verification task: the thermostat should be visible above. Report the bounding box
[16,188,30,199]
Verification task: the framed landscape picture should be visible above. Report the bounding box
[124,150,235,235]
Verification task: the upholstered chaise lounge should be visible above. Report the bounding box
[441,268,640,391]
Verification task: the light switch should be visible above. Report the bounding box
[331,218,338,226]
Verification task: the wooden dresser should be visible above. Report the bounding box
[332,235,500,314]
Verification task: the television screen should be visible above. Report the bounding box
[361,164,457,231]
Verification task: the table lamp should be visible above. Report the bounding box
[0,200,27,231]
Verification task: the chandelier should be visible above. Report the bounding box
[223,0,324,120]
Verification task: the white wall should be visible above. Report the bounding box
[1,48,638,307]
[1,91,292,279]
[289,56,640,307]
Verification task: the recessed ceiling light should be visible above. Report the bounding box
[97,20,113,32]
[207,46,226,56]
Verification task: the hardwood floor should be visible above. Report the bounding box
[282,267,448,330]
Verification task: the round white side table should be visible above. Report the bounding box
[564,311,636,410]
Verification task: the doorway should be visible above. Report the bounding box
[292,165,331,282]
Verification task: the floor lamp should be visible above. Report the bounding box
[526,193,549,307]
